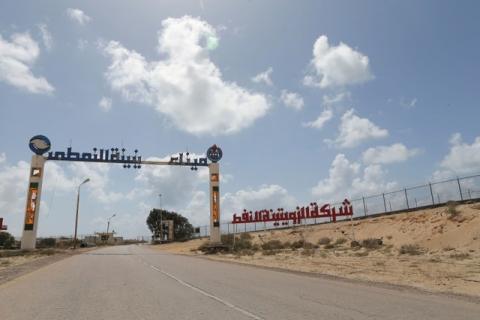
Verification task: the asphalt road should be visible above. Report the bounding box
[0,245,479,320]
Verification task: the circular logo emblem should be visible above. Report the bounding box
[206,145,223,163]
[29,135,51,155]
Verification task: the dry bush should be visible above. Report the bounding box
[301,248,315,256]
[261,240,285,251]
[318,237,331,245]
[262,250,278,256]
[324,244,335,249]
[361,238,383,249]
[450,252,470,260]
[334,238,347,246]
[290,240,305,249]
[399,244,423,255]
[446,201,459,218]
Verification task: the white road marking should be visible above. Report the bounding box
[149,265,264,320]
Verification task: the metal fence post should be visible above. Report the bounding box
[457,177,463,201]
[382,193,387,212]
[362,197,367,216]
[404,188,409,209]
[429,183,434,205]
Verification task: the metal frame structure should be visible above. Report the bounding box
[21,135,222,249]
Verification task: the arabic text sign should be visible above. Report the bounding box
[232,199,353,225]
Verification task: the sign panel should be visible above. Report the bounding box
[232,199,353,225]
[212,186,219,226]
[24,182,39,230]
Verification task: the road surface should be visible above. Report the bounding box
[0,245,478,320]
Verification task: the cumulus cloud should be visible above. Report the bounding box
[66,8,91,25]
[312,154,396,202]
[280,90,304,111]
[251,67,273,86]
[433,133,480,179]
[38,24,52,51]
[302,109,333,129]
[0,32,54,94]
[304,35,373,88]
[222,184,297,215]
[98,97,112,112]
[362,143,419,165]
[103,16,270,135]
[327,109,388,148]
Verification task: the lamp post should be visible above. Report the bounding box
[73,178,90,249]
[159,194,163,241]
[106,213,116,234]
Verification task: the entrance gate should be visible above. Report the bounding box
[22,135,223,249]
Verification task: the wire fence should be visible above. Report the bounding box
[194,173,480,238]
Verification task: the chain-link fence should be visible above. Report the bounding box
[194,174,480,238]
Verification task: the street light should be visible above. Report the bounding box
[73,178,90,249]
[159,194,163,241]
[106,213,116,234]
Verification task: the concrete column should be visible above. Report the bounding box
[209,163,221,244]
[21,155,46,249]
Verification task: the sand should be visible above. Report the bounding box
[155,203,480,298]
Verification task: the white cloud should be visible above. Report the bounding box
[98,97,112,112]
[327,109,388,148]
[304,35,373,88]
[433,133,480,179]
[312,154,396,202]
[77,39,88,50]
[38,24,52,51]
[322,91,351,108]
[0,32,54,94]
[280,90,304,111]
[222,184,297,214]
[66,8,91,25]
[103,16,270,136]
[362,143,419,165]
[133,154,209,206]
[251,67,273,86]
[302,109,333,129]
[69,162,122,203]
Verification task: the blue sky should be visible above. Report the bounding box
[1,1,479,238]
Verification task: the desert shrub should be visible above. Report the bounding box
[239,233,252,241]
[324,244,335,249]
[450,252,470,260]
[221,234,234,246]
[318,237,331,245]
[301,248,315,256]
[38,238,56,248]
[261,240,285,250]
[262,250,278,256]
[290,240,305,250]
[399,244,423,255]
[236,249,256,256]
[303,242,318,249]
[442,246,455,251]
[446,201,459,217]
[350,240,361,248]
[334,238,347,245]
[361,238,383,249]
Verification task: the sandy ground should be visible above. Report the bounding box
[156,203,480,298]
[0,248,93,285]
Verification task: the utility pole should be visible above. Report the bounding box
[73,178,90,249]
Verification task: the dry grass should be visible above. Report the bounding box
[399,244,424,255]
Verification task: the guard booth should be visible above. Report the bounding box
[153,220,174,243]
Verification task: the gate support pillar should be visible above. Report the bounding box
[209,163,221,244]
[21,155,45,250]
